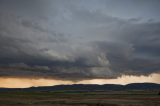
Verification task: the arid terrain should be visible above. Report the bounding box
[0,91,159,106]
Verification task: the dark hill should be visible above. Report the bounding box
[0,83,160,92]
[125,83,160,90]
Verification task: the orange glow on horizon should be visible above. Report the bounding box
[0,73,159,88]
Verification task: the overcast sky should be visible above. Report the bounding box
[0,0,160,84]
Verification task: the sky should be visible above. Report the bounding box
[0,0,160,88]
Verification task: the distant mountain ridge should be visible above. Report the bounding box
[0,83,160,92]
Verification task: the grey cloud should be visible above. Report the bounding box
[0,0,159,80]
[91,22,160,76]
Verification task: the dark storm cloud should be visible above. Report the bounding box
[0,0,160,80]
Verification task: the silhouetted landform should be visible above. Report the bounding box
[0,83,160,92]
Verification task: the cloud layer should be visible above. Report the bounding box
[0,0,160,80]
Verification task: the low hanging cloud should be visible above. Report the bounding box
[0,0,160,81]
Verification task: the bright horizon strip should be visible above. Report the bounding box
[0,73,159,88]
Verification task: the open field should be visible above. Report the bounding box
[0,91,159,106]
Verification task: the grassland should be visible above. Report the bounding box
[0,91,159,106]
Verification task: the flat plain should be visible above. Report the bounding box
[0,91,159,106]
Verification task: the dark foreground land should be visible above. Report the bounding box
[0,91,160,106]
